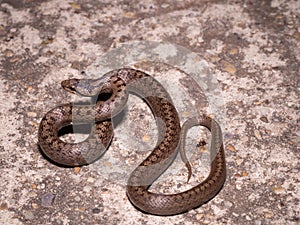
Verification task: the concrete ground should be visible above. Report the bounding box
[0,0,299,224]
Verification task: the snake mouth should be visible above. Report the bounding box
[61,79,80,94]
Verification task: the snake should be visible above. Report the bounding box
[38,68,226,216]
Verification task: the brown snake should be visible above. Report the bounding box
[38,68,226,215]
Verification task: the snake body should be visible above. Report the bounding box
[38,68,226,215]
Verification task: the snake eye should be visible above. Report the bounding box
[66,86,77,94]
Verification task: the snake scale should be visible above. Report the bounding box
[38,68,226,215]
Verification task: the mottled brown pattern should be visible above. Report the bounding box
[38,68,226,215]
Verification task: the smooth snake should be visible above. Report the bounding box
[38,68,226,215]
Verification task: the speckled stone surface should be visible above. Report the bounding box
[0,0,299,224]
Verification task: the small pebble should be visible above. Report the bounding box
[226,144,237,152]
[272,185,284,194]
[260,116,269,123]
[224,201,233,208]
[70,3,81,9]
[228,48,238,55]
[92,208,101,214]
[210,55,221,62]
[4,49,14,57]
[87,177,95,183]
[143,135,151,142]
[161,3,170,8]
[124,12,135,18]
[0,202,8,210]
[103,161,112,167]
[236,158,244,165]
[23,210,34,220]
[232,212,239,217]
[264,212,273,218]
[38,183,46,189]
[241,171,248,177]
[254,130,262,139]
[83,185,92,193]
[31,203,39,209]
[27,86,33,92]
[196,213,204,220]
[73,167,81,173]
[41,193,55,207]
[78,207,85,212]
[27,112,37,118]
[222,60,236,74]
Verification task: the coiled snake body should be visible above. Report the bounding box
[38,68,226,215]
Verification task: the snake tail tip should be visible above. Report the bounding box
[185,162,192,184]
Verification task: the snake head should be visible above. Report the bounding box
[61,79,81,94]
[61,78,112,97]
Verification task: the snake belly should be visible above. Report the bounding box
[38,68,226,215]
